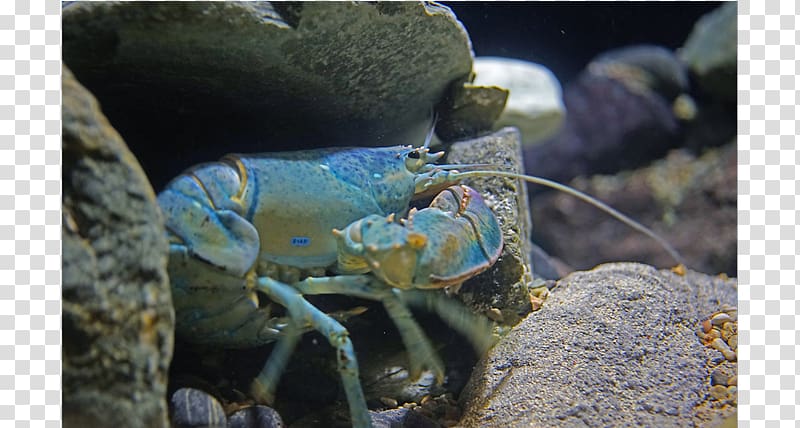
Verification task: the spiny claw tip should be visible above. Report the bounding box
[386,213,396,223]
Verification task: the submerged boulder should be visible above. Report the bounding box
[62,66,174,428]
[62,1,500,190]
[459,263,737,427]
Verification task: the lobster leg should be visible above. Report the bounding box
[295,276,496,357]
[250,322,303,405]
[292,275,446,383]
[399,290,497,355]
[252,276,371,428]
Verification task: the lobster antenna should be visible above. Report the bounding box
[423,110,438,150]
[430,163,498,171]
[453,170,687,267]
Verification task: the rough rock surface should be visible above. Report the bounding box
[459,263,737,427]
[446,127,534,325]
[531,140,736,276]
[62,66,174,427]
[61,1,489,190]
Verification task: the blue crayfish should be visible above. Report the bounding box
[157,126,683,427]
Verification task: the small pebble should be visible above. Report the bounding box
[720,303,737,317]
[728,334,737,350]
[721,320,736,335]
[701,319,712,333]
[727,375,737,386]
[710,369,727,386]
[709,355,726,366]
[671,264,686,276]
[530,285,550,299]
[710,337,737,361]
[380,396,399,408]
[487,307,504,322]
[530,295,545,312]
[228,405,285,428]
[710,313,732,326]
[727,386,738,404]
[709,384,729,401]
[170,387,227,428]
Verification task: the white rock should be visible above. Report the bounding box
[473,57,565,145]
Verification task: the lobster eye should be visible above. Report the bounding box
[404,150,425,172]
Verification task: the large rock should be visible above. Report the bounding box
[61,1,497,190]
[62,67,174,427]
[531,140,736,276]
[459,263,737,427]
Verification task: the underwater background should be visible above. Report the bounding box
[62,2,737,427]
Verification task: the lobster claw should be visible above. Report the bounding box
[411,185,503,288]
[429,185,503,261]
[333,185,503,290]
[158,184,260,277]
